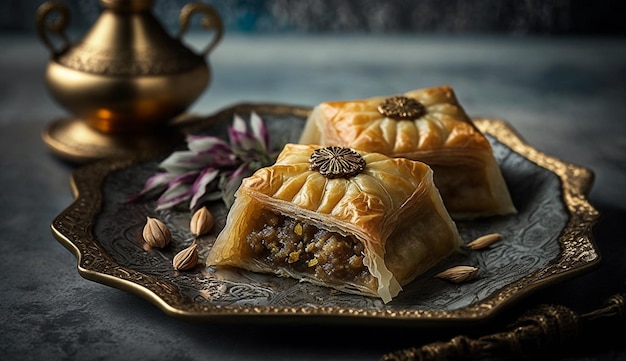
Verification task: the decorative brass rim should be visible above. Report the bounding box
[50,103,600,325]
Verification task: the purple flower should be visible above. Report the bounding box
[130,112,279,210]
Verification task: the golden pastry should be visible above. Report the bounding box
[206,144,462,303]
[299,85,516,219]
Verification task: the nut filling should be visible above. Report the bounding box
[246,210,374,288]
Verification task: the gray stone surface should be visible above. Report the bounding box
[1,33,626,360]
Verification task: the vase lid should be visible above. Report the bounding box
[56,0,203,76]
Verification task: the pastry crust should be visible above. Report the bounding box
[206,144,462,303]
[298,85,516,219]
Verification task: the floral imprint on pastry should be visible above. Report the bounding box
[378,95,426,120]
[309,146,366,179]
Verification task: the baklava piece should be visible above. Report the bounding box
[298,85,516,220]
[206,144,462,303]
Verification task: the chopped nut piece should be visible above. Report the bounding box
[245,211,373,288]
[173,243,199,271]
[190,206,214,236]
[288,251,300,263]
[467,233,503,250]
[294,223,303,236]
[142,217,171,248]
[435,266,479,283]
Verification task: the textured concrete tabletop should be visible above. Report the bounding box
[1,33,625,360]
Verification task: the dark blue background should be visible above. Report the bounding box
[3,0,625,35]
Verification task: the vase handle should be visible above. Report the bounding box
[178,3,224,58]
[36,1,71,57]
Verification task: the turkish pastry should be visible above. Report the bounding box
[206,144,462,303]
[298,85,516,219]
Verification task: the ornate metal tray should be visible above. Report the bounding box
[51,103,600,326]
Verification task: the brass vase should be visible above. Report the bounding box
[37,0,223,162]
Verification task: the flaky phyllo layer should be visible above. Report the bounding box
[206,144,462,303]
[298,85,516,219]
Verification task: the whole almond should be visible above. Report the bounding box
[435,266,479,283]
[190,206,214,236]
[142,217,171,248]
[173,243,199,271]
[467,233,503,250]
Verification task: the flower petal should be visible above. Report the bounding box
[193,190,222,207]
[219,164,255,208]
[156,184,192,210]
[232,113,247,133]
[193,141,239,167]
[128,172,175,201]
[228,114,247,146]
[186,135,230,153]
[154,171,198,210]
[158,150,211,173]
[231,129,264,153]
[189,168,220,210]
[250,111,269,151]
